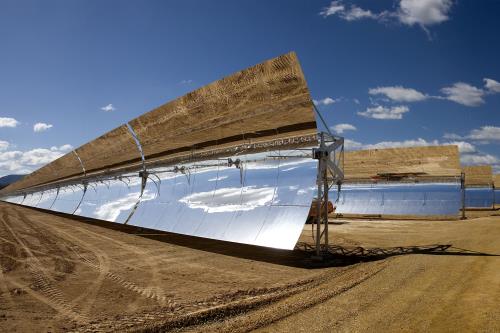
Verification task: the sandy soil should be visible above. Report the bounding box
[0,202,499,332]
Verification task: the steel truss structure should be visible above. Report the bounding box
[312,132,344,257]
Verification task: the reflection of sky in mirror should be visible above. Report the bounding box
[333,183,462,216]
[7,151,318,250]
[464,187,494,208]
[127,152,317,249]
[181,186,275,213]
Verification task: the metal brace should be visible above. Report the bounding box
[311,132,344,258]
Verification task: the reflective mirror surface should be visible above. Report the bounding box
[333,183,461,216]
[464,187,494,208]
[127,149,317,250]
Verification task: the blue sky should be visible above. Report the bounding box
[0,0,499,176]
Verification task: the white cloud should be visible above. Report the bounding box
[331,123,357,134]
[20,148,64,166]
[180,79,193,85]
[369,86,427,102]
[344,139,364,150]
[359,139,476,154]
[460,153,499,166]
[320,0,454,32]
[444,126,500,143]
[320,1,378,21]
[357,105,409,120]
[313,97,337,106]
[0,141,9,151]
[33,122,53,132]
[440,82,485,107]
[397,0,453,27]
[50,144,73,152]
[0,117,20,128]
[363,138,440,150]
[484,78,500,94]
[443,132,462,140]
[343,138,440,151]
[320,1,345,17]
[444,141,476,154]
[101,104,116,112]
[0,144,73,177]
[342,5,376,21]
[468,126,500,142]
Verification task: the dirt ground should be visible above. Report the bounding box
[0,202,499,332]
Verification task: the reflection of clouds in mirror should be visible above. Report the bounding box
[139,189,157,203]
[74,207,82,215]
[297,189,310,195]
[180,186,275,213]
[298,186,317,195]
[94,191,148,221]
[245,158,313,170]
[208,175,228,182]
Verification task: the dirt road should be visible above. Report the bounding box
[0,202,498,332]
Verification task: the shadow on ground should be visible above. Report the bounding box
[295,242,499,267]
[14,203,500,269]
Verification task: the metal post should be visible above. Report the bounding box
[492,185,495,210]
[315,133,324,257]
[323,169,329,249]
[316,170,323,257]
[461,172,466,220]
[312,131,344,259]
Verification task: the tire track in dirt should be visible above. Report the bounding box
[107,261,386,333]
[0,210,87,323]
[67,223,168,302]
[75,269,326,332]
[67,246,110,316]
[0,215,17,306]
[2,210,167,316]
[191,261,387,333]
[7,208,108,317]
[0,263,13,305]
[33,217,170,306]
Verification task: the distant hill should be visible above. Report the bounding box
[0,174,25,190]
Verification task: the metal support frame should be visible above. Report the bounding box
[312,132,344,258]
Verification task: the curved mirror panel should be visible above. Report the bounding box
[51,185,86,214]
[272,148,317,207]
[126,148,316,249]
[4,195,24,204]
[36,189,59,210]
[465,188,494,208]
[334,183,461,216]
[76,179,141,223]
[23,192,43,207]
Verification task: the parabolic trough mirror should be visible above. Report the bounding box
[464,187,494,208]
[332,183,462,216]
[0,52,326,250]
